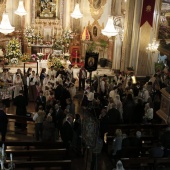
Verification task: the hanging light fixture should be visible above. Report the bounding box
[0,12,15,35]
[15,0,27,16]
[71,3,83,19]
[101,16,118,37]
[146,38,159,53]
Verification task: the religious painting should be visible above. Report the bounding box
[87,20,103,41]
[36,0,60,19]
[158,0,170,39]
[88,0,107,20]
[43,27,52,42]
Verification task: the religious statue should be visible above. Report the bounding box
[39,0,56,18]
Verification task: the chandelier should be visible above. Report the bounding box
[15,0,27,16]
[101,16,118,37]
[0,13,15,35]
[71,3,83,19]
[146,38,159,53]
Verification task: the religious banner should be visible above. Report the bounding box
[140,0,155,27]
[85,52,99,72]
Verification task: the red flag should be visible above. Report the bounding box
[140,0,155,27]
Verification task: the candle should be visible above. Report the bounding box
[1,144,4,157]
[10,153,13,162]
[1,161,3,169]
[52,26,54,37]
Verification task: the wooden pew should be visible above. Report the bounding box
[121,157,154,169]
[0,141,64,150]
[5,148,67,161]
[121,157,170,170]
[5,160,72,169]
[7,114,33,124]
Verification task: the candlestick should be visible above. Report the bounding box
[10,153,12,162]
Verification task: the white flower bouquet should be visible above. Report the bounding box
[64,53,70,60]
[10,58,18,64]
[37,53,44,60]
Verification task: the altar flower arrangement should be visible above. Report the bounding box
[6,38,22,59]
[47,54,62,69]
[31,54,39,61]
[63,53,70,60]
[37,53,44,60]
[20,54,30,62]
[10,58,18,64]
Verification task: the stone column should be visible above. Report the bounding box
[121,0,136,71]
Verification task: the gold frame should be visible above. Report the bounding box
[35,0,60,19]
[157,0,170,40]
[0,0,6,21]
[87,20,107,41]
[88,0,107,20]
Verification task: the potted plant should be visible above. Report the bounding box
[99,39,108,67]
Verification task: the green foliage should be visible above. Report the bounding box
[99,39,107,49]
[86,42,96,53]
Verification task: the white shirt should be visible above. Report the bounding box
[100,80,105,93]
[48,69,56,78]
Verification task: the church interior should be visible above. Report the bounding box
[0,0,170,169]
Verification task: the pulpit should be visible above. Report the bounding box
[156,88,170,124]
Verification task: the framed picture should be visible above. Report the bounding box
[35,0,60,19]
[158,0,170,39]
[88,0,107,20]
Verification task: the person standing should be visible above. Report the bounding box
[14,90,27,129]
[35,90,46,112]
[0,102,8,142]
[78,66,87,91]
[13,74,23,98]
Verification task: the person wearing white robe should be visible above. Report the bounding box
[13,74,23,98]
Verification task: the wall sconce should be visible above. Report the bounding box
[101,16,118,38]
[71,3,83,19]
[15,0,27,16]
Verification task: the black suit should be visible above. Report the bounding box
[61,121,73,148]
[0,110,8,142]
[55,84,63,100]
[14,94,27,129]
[36,95,46,111]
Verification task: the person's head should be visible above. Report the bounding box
[32,70,35,75]
[136,131,142,138]
[46,115,53,122]
[55,103,60,110]
[39,90,43,96]
[68,64,72,69]
[41,68,46,73]
[16,74,20,79]
[17,69,21,73]
[116,160,124,170]
[66,98,72,104]
[66,114,73,123]
[51,66,54,70]
[115,129,122,137]
[38,105,43,110]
